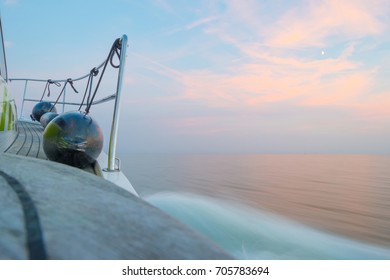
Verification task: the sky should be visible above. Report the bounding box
[1,0,390,154]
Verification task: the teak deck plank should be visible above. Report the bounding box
[3,120,47,160]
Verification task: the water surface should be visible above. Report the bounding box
[120,154,390,259]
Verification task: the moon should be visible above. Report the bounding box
[321,50,325,55]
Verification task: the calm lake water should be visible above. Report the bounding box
[120,154,390,259]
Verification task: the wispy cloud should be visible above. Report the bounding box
[165,34,368,107]
[266,0,386,48]
[186,16,220,30]
[153,0,175,14]
[167,0,390,115]
[163,15,220,37]
[132,52,184,80]
[126,0,390,147]
[3,0,19,6]
[4,41,12,48]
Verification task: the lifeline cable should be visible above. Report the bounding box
[79,67,99,111]
[50,78,79,111]
[84,38,121,114]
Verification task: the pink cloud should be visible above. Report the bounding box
[206,0,387,48]
[266,0,386,47]
[299,71,375,106]
[131,44,385,119]
[172,0,390,115]
[177,50,374,110]
[129,0,390,126]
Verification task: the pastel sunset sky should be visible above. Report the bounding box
[2,0,390,153]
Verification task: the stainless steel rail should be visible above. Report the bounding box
[9,35,128,172]
[107,34,127,172]
[0,17,8,82]
[10,58,107,117]
[23,94,116,106]
[9,61,106,83]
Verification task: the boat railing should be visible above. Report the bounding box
[9,35,128,172]
[0,17,8,82]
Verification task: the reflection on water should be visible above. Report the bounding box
[146,192,390,259]
[120,154,390,258]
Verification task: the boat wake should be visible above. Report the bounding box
[145,192,390,259]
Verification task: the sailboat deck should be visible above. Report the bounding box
[2,119,101,175]
[3,120,46,159]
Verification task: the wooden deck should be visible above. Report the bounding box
[2,120,101,175]
[0,153,232,260]
[3,120,47,159]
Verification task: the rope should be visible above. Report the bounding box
[50,78,78,111]
[78,68,99,111]
[35,37,122,114]
[68,78,79,94]
[85,38,121,114]
[39,79,61,102]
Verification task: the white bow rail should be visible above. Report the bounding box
[9,35,129,172]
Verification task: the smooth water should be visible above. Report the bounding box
[120,154,390,259]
